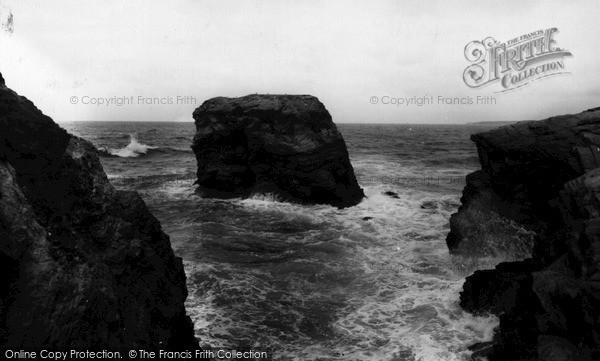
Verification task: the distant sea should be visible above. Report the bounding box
[62,121,508,361]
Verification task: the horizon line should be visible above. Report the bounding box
[55,120,522,125]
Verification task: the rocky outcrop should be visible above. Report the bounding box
[449,108,600,360]
[0,73,198,350]
[191,94,364,208]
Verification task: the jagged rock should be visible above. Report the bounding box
[191,94,364,208]
[448,109,600,260]
[459,260,540,316]
[0,76,197,349]
[452,108,600,360]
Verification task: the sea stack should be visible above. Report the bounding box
[191,94,364,208]
[448,107,600,360]
[0,72,198,350]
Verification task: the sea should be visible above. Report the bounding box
[61,121,513,361]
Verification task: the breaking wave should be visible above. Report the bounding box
[97,133,191,158]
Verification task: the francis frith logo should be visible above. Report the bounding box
[463,28,572,92]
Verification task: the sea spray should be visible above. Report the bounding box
[106,133,157,158]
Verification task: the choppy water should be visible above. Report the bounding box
[62,121,507,361]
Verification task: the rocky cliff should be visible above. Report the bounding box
[0,73,198,350]
[448,108,600,360]
[191,94,364,208]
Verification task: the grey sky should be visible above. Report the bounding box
[1,0,599,123]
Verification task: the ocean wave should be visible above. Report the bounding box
[96,133,192,158]
[78,122,495,359]
[183,181,500,360]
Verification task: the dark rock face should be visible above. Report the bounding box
[191,94,364,208]
[450,108,600,360]
[0,74,197,349]
[384,191,400,199]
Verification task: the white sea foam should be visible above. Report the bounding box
[108,133,156,157]
[184,182,502,360]
[244,192,285,204]
[155,179,196,199]
[64,121,501,360]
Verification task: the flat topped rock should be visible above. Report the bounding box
[193,94,340,150]
[191,94,364,208]
[195,94,328,118]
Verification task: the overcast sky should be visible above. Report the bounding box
[1,0,599,123]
